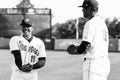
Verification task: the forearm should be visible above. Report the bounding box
[11,50,22,69]
[77,41,90,54]
[32,57,46,70]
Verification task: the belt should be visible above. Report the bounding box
[84,58,86,61]
[84,56,107,61]
[84,58,94,61]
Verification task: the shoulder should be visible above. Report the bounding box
[93,15,106,27]
[10,36,20,41]
[92,15,105,23]
[86,15,103,27]
[33,37,45,44]
[9,36,21,46]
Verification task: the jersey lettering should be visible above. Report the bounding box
[103,30,108,41]
[28,46,39,56]
[19,41,27,51]
[31,55,36,62]
[19,41,39,56]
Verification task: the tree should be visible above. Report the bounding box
[16,0,34,17]
[78,17,88,38]
[114,22,120,38]
[34,28,51,39]
[105,17,119,38]
[52,17,87,39]
[52,19,76,39]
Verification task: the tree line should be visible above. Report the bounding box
[1,17,120,39]
[51,17,120,39]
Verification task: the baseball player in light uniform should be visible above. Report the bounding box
[67,0,110,80]
[9,18,46,80]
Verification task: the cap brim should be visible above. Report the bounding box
[20,23,32,27]
[78,5,83,7]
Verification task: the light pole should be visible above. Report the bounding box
[76,18,79,39]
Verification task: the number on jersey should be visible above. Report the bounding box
[103,30,108,41]
[31,55,36,63]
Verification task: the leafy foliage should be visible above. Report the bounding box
[52,17,88,39]
[105,17,120,38]
[52,17,120,39]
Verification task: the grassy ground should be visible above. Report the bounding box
[0,49,120,80]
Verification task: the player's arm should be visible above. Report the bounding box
[32,57,46,70]
[66,41,90,55]
[11,50,22,70]
[9,37,30,72]
[77,41,90,54]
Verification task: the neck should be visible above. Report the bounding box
[88,12,97,20]
[24,35,33,42]
[88,15,94,20]
[23,35,32,40]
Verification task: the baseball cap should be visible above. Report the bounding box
[20,18,33,27]
[78,0,98,9]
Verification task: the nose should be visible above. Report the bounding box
[82,8,85,13]
[22,29,28,33]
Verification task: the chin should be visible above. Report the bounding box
[83,15,86,18]
[84,16,89,20]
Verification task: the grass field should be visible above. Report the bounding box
[0,49,120,80]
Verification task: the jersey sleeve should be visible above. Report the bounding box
[82,21,96,43]
[9,36,19,52]
[38,40,46,58]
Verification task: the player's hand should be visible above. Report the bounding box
[66,44,78,55]
[20,63,33,72]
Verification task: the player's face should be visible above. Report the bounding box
[82,8,92,19]
[22,27,33,37]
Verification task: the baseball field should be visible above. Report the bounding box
[0,49,120,80]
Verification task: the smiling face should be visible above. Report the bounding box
[20,18,34,39]
[21,26,33,39]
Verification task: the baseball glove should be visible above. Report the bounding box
[66,44,78,55]
[20,63,33,72]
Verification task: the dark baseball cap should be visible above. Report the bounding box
[20,18,33,27]
[78,0,98,9]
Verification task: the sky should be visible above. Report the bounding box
[0,0,120,25]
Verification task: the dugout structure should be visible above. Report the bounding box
[0,8,52,39]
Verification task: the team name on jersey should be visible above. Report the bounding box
[19,41,39,56]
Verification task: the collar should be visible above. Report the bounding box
[27,36,33,42]
[22,35,33,42]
